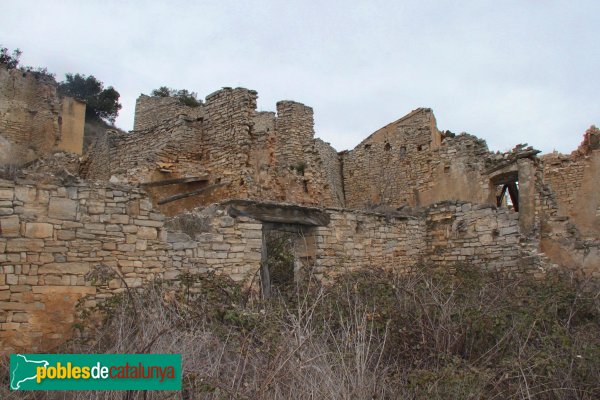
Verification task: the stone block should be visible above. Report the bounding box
[48,197,78,221]
[25,223,53,238]
[111,214,130,224]
[11,313,29,323]
[170,241,195,250]
[38,262,90,274]
[6,238,44,252]
[122,225,137,233]
[0,189,14,200]
[243,230,263,239]
[242,223,263,230]
[6,274,18,285]
[15,187,37,203]
[87,201,105,214]
[0,215,20,237]
[57,230,76,240]
[134,219,162,227]
[212,243,231,251]
[0,301,37,310]
[117,243,136,252]
[84,223,105,231]
[137,226,157,240]
[31,286,95,294]
[499,226,519,236]
[102,242,117,250]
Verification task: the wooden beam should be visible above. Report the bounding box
[140,175,209,188]
[506,182,519,212]
[496,184,508,207]
[157,182,227,205]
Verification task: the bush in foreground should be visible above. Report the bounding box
[2,266,599,399]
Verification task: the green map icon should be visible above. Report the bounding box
[10,354,49,390]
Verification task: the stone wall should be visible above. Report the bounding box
[83,117,205,183]
[133,95,203,131]
[341,109,503,209]
[314,139,345,207]
[85,89,346,213]
[424,201,526,271]
[274,101,314,170]
[312,209,424,278]
[1,174,563,353]
[0,66,85,164]
[57,97,86,155]
[0,178,264,353]
[541,127,600,238]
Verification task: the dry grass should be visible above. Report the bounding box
[1,265,599,399]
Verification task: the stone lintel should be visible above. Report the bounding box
[224,200,330,226]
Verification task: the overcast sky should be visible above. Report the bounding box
[2,0,598,153]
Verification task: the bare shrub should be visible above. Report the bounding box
[0,163,23,180]
[1,266,599,399]
[164,213,211,238]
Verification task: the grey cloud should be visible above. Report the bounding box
[1,0,597,153]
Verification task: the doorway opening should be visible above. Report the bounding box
[260,224,316,299]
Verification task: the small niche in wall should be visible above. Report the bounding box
[417,145,423,151]
[444,165,450,173]
[399,146,407,158]
[384,143,391,151]
[303,180,309,193]
[364,144,372,150]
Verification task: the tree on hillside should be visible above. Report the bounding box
[151,86,202,107]
[0,46,22,69]
[58,74,122,123]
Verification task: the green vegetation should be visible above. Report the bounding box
[151,86,202,107]
[58,74,122,124]
[0,46,22,69]
[0,45,54,81]
[1,45,121,126]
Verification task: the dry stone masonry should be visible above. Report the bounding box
[1,73,599,353]
[0,66,85,165]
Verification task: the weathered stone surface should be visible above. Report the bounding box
[25,223,53,238]
[0,67,85,165]
[1,86,598,358]
[0,215,20,237]
[48,198,78,220]
[0,189,14,200]
[137,226,157,240]
[38,262,90,275]
[226,200,330,226]
[15,187,37,203]
[6,238,44,252]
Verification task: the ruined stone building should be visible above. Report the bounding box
[0,67,86,165]
[1,66,599,352]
